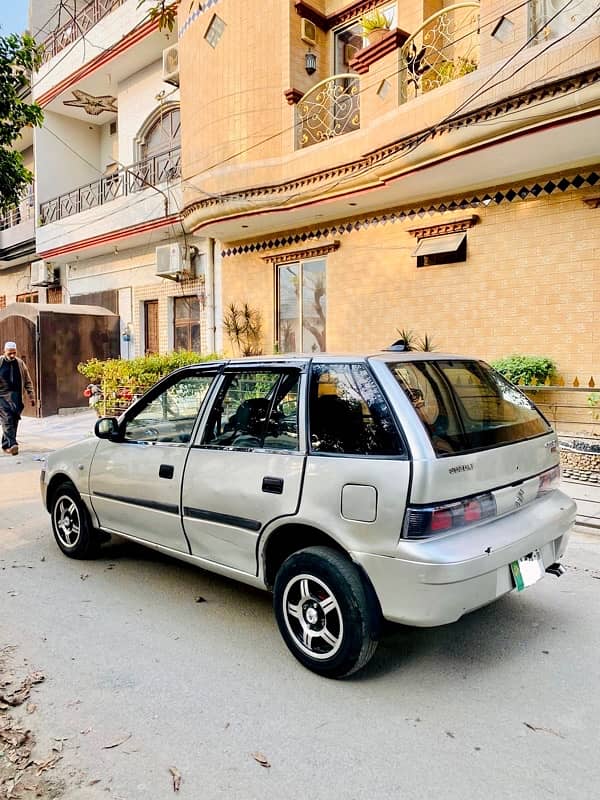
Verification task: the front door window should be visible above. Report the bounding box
[277,258,326,353]
[124,374,215,444]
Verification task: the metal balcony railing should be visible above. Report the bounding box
[40,0,125,63]
[0,186,35,231]
[401,3,480,102]
[297,74,360,149]
[39,147,181,223]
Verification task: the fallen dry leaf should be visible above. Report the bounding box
[523,722,565,738]
[80,573,89,581]
[252,752,271,768]
[169,766,182,791]
[89,779,101,786]
[26,703,37,714]
[102,733,132,749]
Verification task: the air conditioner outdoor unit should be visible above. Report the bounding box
[155,243,192,280]
[162,45,179,87]
[30,259,58,287]
[300,17,317,46]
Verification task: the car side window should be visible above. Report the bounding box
[309,363,403,456]
[124,374,215,444]
[202,370,300,451]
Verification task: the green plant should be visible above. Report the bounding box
[491,355,556,385]
[435,56,477,84]
[223,302,264,357]
[361,9,390,34]
[394,328,437,351]
[78,350,219,416]
[588,392,600,421]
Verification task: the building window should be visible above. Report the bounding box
[140,106,181,160]
[529,0,596,42]
[412,233,467,267]
[205,14,226,48]
[174,296,201,352]
[277,258,326,353]
[16,292,39,303]
[0,296,6,309]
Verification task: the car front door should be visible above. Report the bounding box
[89,367,220,551]
[181,365,307,575]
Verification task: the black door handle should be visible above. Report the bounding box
[159,464,174,479]
[262,476,284,494]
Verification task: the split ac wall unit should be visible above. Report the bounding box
[30,259,59,287]
[155,243,193,280]
[162,45,179,86]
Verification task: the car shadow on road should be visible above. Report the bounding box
[94,537,573,681]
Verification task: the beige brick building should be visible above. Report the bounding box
[178,0,600,381]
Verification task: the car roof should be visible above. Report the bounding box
[186,352,480,368]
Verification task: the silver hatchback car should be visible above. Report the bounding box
[42,350,575,677]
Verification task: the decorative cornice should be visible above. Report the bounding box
[284,88,304,106]
[294,0,383,31]
[583,196,600,208]
[183,67,600,221]
[220,170,600,257]
[407,215,479,238]
[261,240,340,264]
[350,28,409,75]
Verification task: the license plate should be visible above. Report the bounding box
[511,550,544,591]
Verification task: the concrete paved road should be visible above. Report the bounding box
[1,416,600,799]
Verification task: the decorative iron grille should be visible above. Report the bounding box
[0,186,35,231]
[401,2,480,102]
[297,74,360,149]
[39,147,181,223]
[41,0,125,63]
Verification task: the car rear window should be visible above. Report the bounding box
[386,359,551,456]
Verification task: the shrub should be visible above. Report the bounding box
[491,355,556,385]
[78,350,220,416]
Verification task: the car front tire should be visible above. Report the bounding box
[273,546,380,678]
[50,483,100,559]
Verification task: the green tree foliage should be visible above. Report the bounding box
[0,34,43,212]
[491,355,556,385]
[137,0,180,31]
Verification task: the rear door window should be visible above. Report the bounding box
[387,360,550,456]
[309,363,404,456]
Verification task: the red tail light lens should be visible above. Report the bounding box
[403,492,497,539]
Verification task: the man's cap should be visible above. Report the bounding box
[4,341,17,351]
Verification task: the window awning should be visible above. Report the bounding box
[411,232,466,257]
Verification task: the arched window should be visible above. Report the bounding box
[137,105,181,160]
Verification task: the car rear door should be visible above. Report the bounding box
[181,363,307,574]
[89,366,221,550]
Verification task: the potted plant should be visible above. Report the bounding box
[361,9,391,46]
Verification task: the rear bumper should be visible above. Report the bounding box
[351,491,576,627]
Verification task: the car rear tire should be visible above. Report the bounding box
[50,483,100,559]
[273,546,380,678]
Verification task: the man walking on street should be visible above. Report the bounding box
[0,342,36,456]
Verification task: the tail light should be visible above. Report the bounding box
[403,492,497,539]
[537,465,560,495]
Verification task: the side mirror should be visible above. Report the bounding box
[95,417,120,440]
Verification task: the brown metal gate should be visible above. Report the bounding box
[0,314,38,417]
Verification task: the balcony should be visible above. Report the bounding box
[297,75,360,149]
[40,147,181,223]
[0,187,35,231]
[0,187,35,261]
[40,0,125,64]
[400,3,480,102]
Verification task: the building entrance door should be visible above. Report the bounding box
[144,300,159,354]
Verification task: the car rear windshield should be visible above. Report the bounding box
[386,359,551,456]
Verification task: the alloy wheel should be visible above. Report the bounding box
[282,573,343,660]
[53,495,81,549]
